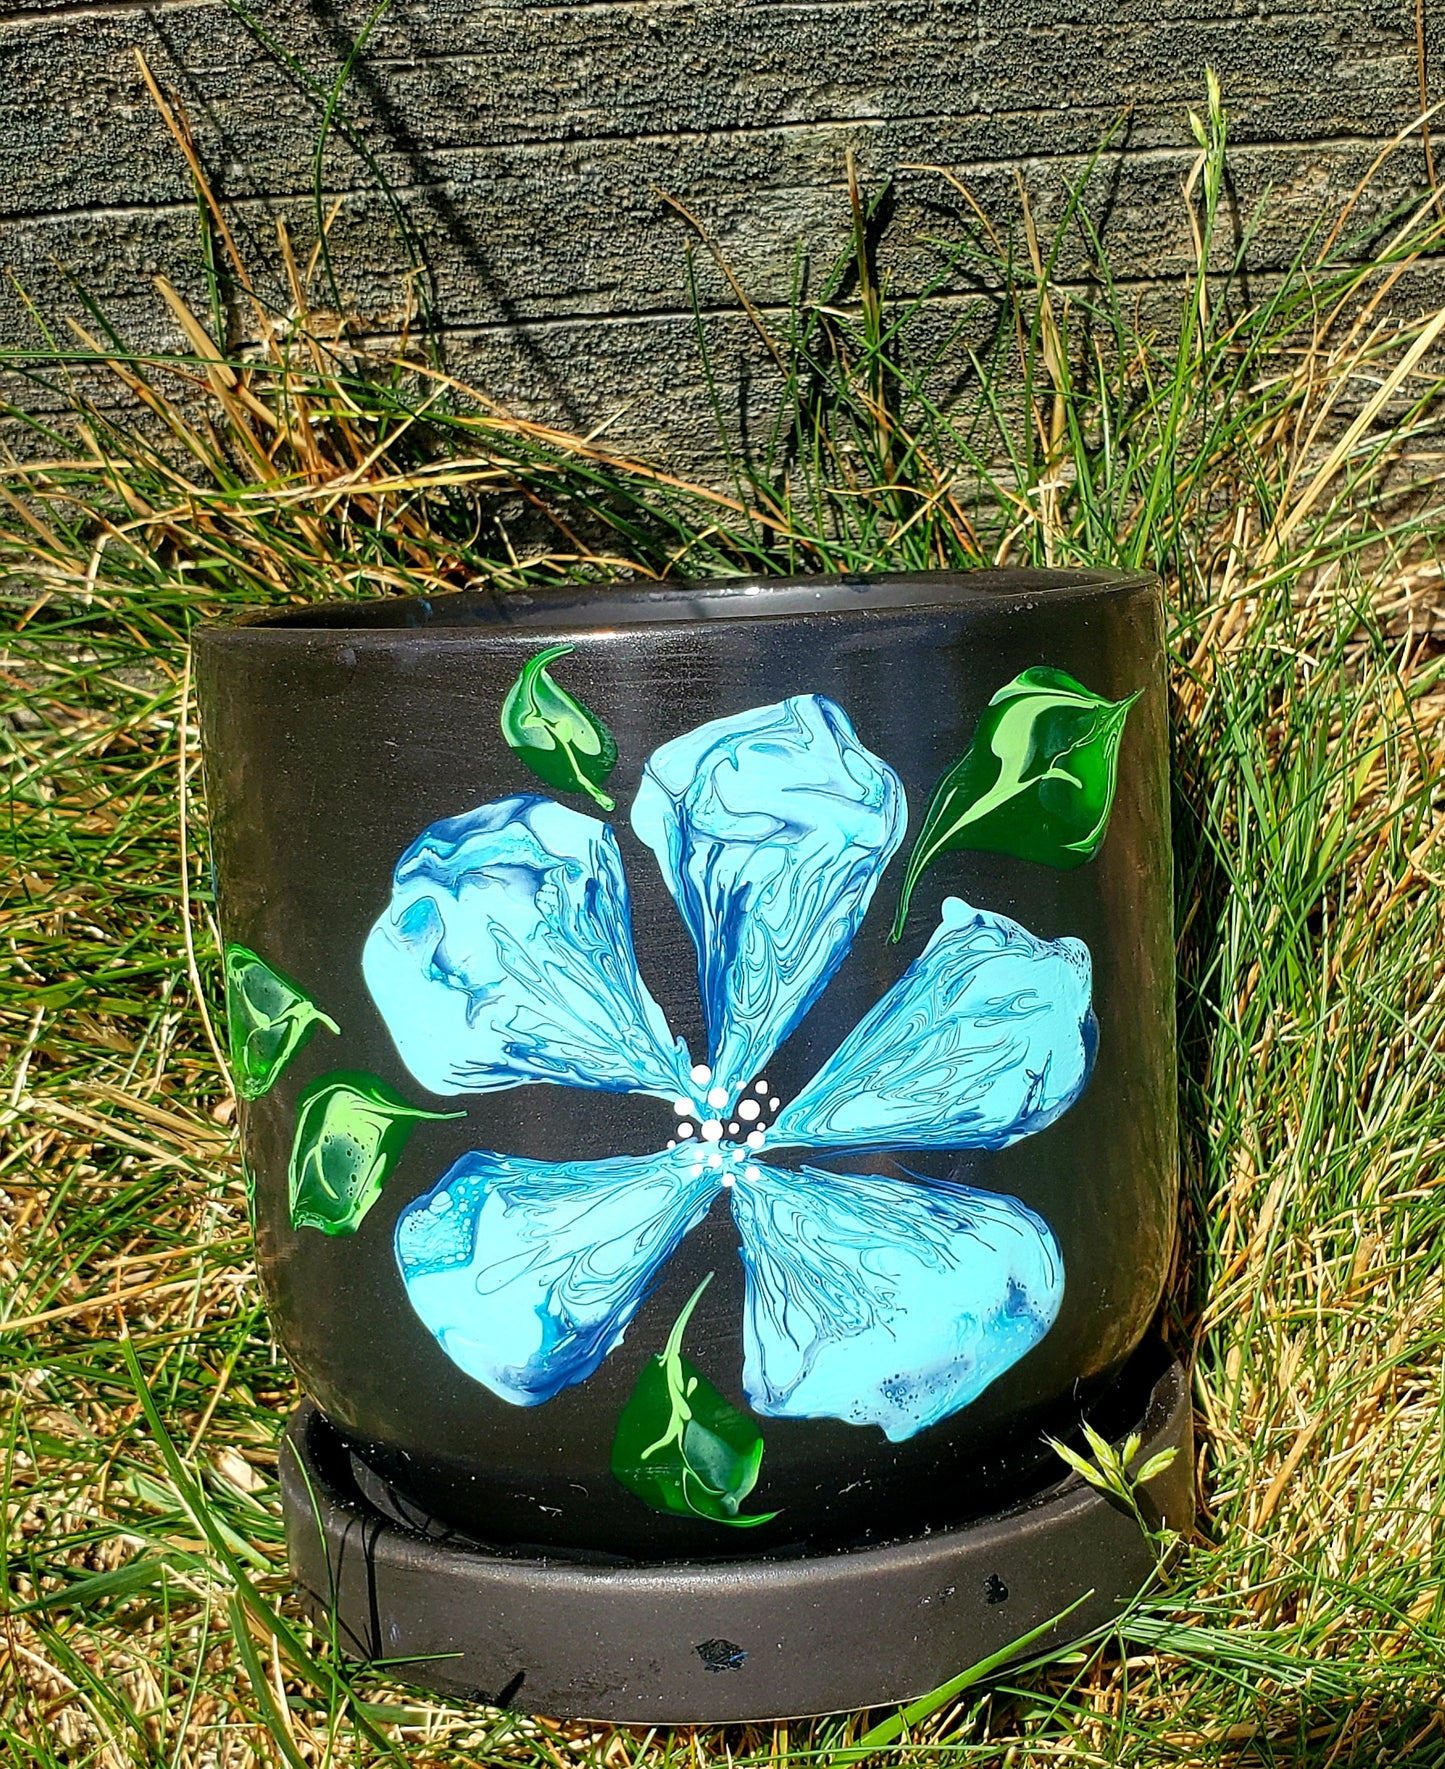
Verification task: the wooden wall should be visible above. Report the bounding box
[2,0,1440,466]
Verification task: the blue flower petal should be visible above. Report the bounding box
[768,897,1096,1152]
[363,795,694,1100]
[731,1162,1063,1441]
[631,696,906,1107]
[395,1145,723,1405]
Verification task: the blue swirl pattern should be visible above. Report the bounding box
[768,897,1096,1153]
[369,700,1099,1444]
[396,1145,722,1405]
[363,795,693,1100]
[631,696,905,1107]
[731,1162,1063,1440]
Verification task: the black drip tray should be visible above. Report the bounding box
[279,1352,1193,1724]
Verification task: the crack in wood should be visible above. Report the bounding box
[0,127,1421,233]
[0,0,219,26]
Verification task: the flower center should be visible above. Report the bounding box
[666,1065,783,1171]
[671,1139,764,1189]
[668,1061,788,1188]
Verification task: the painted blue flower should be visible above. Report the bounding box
[363,695,1096,1443]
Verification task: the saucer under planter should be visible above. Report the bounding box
[195,568,1185,1720]
[281,1344,1190,1723]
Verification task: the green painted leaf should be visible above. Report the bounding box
[288,1071,463,1237]
[890,667,1141,941]
[611,1275,778,1528]
[500,644,618,810]
[224,944,339,1099]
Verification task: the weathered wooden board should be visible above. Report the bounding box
[1,0,1440,467]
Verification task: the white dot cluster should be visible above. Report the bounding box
[670,1068,776,1175]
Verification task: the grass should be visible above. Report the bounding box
[3,65,1445,1766]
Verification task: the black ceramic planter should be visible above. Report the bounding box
[196,569,1187,1722]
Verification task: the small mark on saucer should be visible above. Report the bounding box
[696,1638,748,1673]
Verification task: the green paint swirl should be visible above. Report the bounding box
[289,1071,463,1237]
[611,1274,778,1528]
[891,667,1140,940]
[500,644,618,810]
[224,944,338,1099]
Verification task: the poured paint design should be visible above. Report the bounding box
[396,1144,718,1401]
[734,1163,1063,1439]
[891,667,1139,939]
[224,943,338,1099]
[631,695,907,1104]
[611,1274,778,1527]
[500,644,618,809]
[290,1072,463,1237]
[367,689,1108,1455]
[769,897,1095,1154]
[362,797,693,1101]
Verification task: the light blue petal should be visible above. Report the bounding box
[363,795,693,1100]
[768,896,1095,1152]
[731,1162,1063,1441]
[395,1145,723,1405]
[631,696,906,1108]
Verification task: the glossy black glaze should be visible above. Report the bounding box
[196,569,1177,1560]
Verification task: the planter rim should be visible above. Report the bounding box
[194,566,1159,647]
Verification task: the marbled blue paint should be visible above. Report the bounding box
[395,1145,722,1405]
[363,794,694,1100]
[731,1161,1063,1439]
[631,696,906,1107]
[393,1140,1062,1436]
[372,704,1092,1442]
[768,896,1096,1152]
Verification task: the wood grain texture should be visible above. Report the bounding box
[1,0,1440,467]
